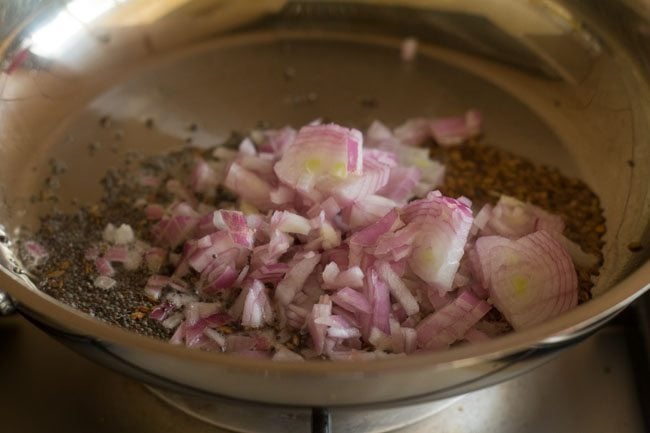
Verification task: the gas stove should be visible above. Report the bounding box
[0,307,646,433]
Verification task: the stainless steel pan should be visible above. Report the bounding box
[0,0,648,408]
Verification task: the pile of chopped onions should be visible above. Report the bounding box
[30,111,599,360]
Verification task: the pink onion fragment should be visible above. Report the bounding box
[416,290,491,350]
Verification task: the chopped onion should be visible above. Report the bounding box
[190,159,219,194]
[475,230,577,330]
[377,166,421,203]
[367,269,391,334]
[242,280,274,328]
[104,245,128,263]
[347,195,398,229]
[332,149,394,206]
[250,263,289,283]
[95,257,115,276]
[483,195,564,239]
[94,275,116,290]
[153,215,199,249]
[416,290,491,350]
[350,208,400,247]
[23,241,49,267]
[224,162,273,211]
[307,296,332,355]
[402,191,473,290]
[271,211,312,235]
[259,126,297,155]
[274,124,363,198]
[144,247,167,273]
[331,287,372,314]
[376,261,419,316]
[275,252,321,305]
[430,111,480,146]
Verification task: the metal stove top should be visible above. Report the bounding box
[0,314,645,433]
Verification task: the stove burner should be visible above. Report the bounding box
[146,386,462,433]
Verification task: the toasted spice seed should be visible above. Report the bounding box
[131,311,146,320]
[99,115,111,128]
[627,242,643,252]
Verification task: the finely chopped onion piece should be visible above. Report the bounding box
[25,113,599,360]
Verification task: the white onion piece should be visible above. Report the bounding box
[368,327,392,351]
[377,166,421,203]
[203,328,227,349]
[331,287,372,314]
[113,224,135,245]
[94,275,116,290]
[124,250,143,271]
[271,211,312,235]
[385,143,445,189]
[239,137,257,156]
[322,262,340,287]
[274,124,363,195]
[347,195,397,229]
[102,223,116,243]
[484,195,564,239]
[275,252,321,305]
[190,159,219,194]
[335,267,364,289]
[332,149,394,206]
[242,280,274,328]
[376,261,419,316]
[366,120,394,147]
[402,191,473,290]
[475,230,578,330]
[269,185,295,205]
[307,296,332,355]
[224,162,273,211]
